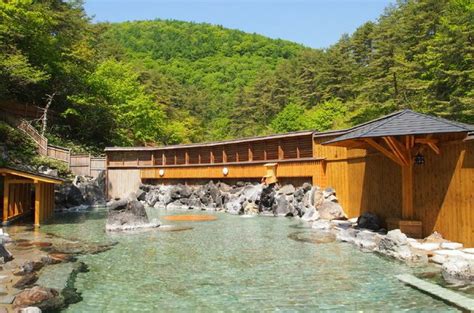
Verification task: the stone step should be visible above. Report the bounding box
[396,274,474,311]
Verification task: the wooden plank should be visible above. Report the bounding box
[427,142,441,155]
[0,168,62,184]
[3,178,9,223]
[396,274,474,311]
[248,144,253,161]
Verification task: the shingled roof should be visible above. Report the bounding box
[324,110,474,145]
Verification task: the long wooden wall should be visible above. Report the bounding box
[141,160,323,183]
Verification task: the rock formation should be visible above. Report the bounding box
[106,193,160,231]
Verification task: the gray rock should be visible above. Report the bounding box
[170,184,192,200]
[323,187,336,198]
[310,187,324,208]
[106,194,158,231]
[336,228,359,244]
[225,201,242,215]
[355,230,381,251]
[277,184,295,195]
[240,184,262,202]
[55,184,84,209]
[0,244,13,263]
[377,230,428,264]
[357,212,382,231]
[301,206,320,222]
[145,189,161,207]
[441,259,474,284]
[302,182,312,192]
[273,195,295,216]
[318,200,345,220]
[293,188,305,203]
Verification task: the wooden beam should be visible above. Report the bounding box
[222,147,227,163]
[162,152,165,166]
[248,144,253,162]
[0,168,62,184]
[427,142,441,155]
[364,138,405,166]
[383,137,410,166]
[185,151,189,165]
[7,179,33,184]
[210,150,215,164]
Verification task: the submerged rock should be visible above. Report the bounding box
[13,286,62,311]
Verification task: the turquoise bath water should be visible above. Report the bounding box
[39,207,459,312]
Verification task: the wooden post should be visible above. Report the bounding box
[162,152,166,166]
[223,147,227,163]
[248,144,253,162]
[185,151,189,165]
[210,150,214,164]
[401,144,414,220]
[3,177,9,224]
[151,152,155,166]
[34,182,41,226]
[278,140,284,160]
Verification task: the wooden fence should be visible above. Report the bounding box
[70,154,106,177]
[15,120,105,178]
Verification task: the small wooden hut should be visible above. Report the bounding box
[0,166,63,226]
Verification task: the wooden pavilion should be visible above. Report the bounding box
[0,166,63,226]
[324,110,473,238]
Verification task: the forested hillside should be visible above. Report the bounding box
[1,0,472,151]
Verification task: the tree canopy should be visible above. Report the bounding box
[0,0,472,150]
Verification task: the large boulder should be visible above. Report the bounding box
[13,286,63,311]
[318,200,345,220]
[377,230,428,264]
[55,184,84,209]
[356,212,382,231]
[106,193,159,231]
[441,258,474,284]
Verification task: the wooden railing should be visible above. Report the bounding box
[15,120,105,178]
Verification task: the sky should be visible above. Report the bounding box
[84,0,394,49]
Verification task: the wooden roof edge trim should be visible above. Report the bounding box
[0,167,64,184]
[105,130,317,152]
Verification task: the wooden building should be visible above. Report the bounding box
[1,167,63,226]
[105,110,474,246]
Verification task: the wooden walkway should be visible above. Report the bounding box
[396,274,474,311]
